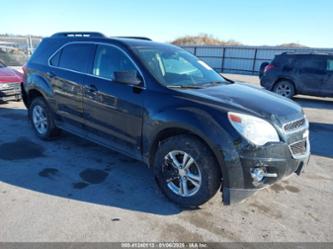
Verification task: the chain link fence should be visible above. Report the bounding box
[182,46,333,75]
[1,36,333,75]
[0,35,41,66]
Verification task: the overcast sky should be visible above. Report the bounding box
[2,0,332,48]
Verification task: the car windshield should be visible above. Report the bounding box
[132,45,228,88]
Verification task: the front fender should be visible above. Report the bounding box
[143,105,246,191]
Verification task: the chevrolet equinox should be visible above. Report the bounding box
[22,32,310,207]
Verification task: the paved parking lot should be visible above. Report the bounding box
[0,75,332,242]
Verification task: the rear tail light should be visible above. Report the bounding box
[264,64,275,73]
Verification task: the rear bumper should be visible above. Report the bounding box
[260,75,275,90]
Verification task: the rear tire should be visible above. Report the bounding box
[273,80,295,98]
[28,97,60,140]
[153,135,221,208]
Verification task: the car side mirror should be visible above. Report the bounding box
[114,71,141,85]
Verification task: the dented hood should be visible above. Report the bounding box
[183,83,304,125]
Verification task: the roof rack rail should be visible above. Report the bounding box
[115,36,152,41]
[282,51,333,56]
[51,32,105,38]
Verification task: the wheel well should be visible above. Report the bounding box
[26,89,44,107]
[273,78,296,93]
[148,128,223,177]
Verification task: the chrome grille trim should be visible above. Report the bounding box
[0,82,20,89]
[281,117,310,159]
[283,117,306,132]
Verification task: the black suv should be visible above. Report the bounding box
[260,52,333,98]
[22,32,310,207]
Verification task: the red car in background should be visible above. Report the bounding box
[0,60,23,102]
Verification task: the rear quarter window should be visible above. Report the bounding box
[50,50,61,66]
[272,55,295,71]
[272,55,293,66]
[57,44,95,73]
[28,38,64,66]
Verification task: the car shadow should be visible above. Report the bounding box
[0,105,182,215]
[1,100,332,215]
[294,96,333,110]
[309,122,333,158]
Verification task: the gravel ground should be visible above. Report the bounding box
[0,75,332,242]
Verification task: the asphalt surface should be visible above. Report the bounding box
[0,75,332,242]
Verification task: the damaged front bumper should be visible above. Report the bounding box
[222,136,310,205]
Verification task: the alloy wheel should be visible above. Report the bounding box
[276,83,292,97]
[162,150,202,197]
[32,105,48,135]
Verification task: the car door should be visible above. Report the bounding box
[296,55,326,95]
[322,57,333,96]
[83,44,145,159]
[48,43,96,131]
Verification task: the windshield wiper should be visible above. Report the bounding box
[167,85,204,89]
[200,81,227,87]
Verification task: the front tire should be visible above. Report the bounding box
[273,80,295,98]
[154,135,221,208]
[29,97,60,140]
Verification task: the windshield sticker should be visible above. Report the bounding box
[198,60,213,70]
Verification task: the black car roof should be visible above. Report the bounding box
[29,32,182,66]
[48,32,177,49]
[281,51,333,56]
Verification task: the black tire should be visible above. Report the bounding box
[28,97,60,140]
[273,80,295,98]
[153,134,221,208]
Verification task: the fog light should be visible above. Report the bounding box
[251,167,278,184]
[251,167,265,182]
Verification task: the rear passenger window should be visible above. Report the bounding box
[327,59,333,71]
[93,45,137,80]
[58,44,95,73]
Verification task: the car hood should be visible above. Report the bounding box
[182,82,304,125]
[0,67,22,83]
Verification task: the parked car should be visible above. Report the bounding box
[0,60,23,102]
[22,32,310,207]
[260,52,333,98]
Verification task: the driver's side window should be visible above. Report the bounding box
[93,45,136,80]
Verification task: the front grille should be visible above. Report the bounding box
[7,82,20,89]
[0,82,20,90]
[284,118,306,132]
[289,139,307,156]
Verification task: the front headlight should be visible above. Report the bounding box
[228,112,280,146]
